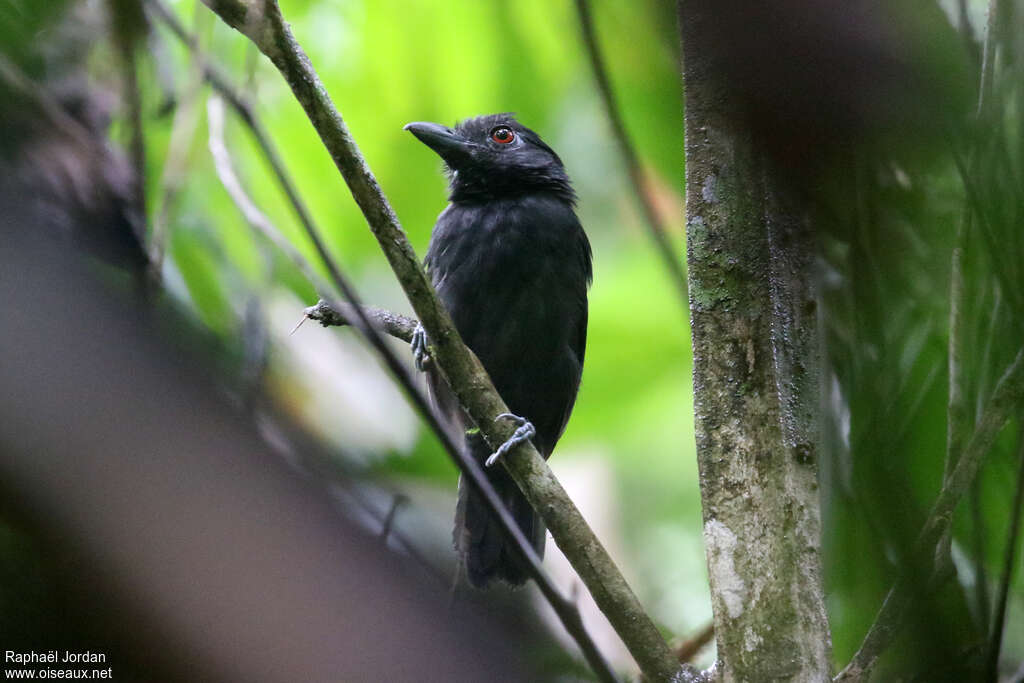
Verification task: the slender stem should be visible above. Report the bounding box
[984,434,1024,680]
[976,288,1003,423]
[977,0,1003,120]
[573,0,689,312]
[112,7,147,235]
[378,494,408,543]
[304,300,418,344]
[676,621,715,664]
[151,3,626,680]
[957,0,976,51]
[148,0,209,270]
[206,94,330,295]
[945,223,968,484]
[0,54,97,154]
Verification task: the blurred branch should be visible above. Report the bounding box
[977,0,1006,119]
[150,82,199,269]
[149,2,209,269]
[950,144,1024,315]
[957,0,976,54]
[151,3,632,681]
[952,0,1024,318]
[0,54,96,151]
[148,0,330,287]
[984,433,1024,680]
[836,347,1024,682]
[304,299,418,345]
[945,0,1006,641]
[675,621,715,664]
[110,0,148,239]
[945,230,968,485]
[573,0,688,313]
[378,494,408,544]
[206,94,329,295]
[147,13,180,114]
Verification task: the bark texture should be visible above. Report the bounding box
[681,3,833,680]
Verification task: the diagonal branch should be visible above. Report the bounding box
[206,94,330,295]
[110,0,148,243]
[175,0,693,679]
[150,3,631,681]
[835,347,1024,682]
[573,0,689,313]
[0,54,98,155]
[205,76,488,603]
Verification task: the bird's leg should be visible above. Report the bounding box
[411,323,430,370]
[485,413,536,467]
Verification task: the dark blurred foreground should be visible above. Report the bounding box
[0,3,556,679]
[0,228,553,681]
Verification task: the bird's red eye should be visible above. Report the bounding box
[490,126,515,144]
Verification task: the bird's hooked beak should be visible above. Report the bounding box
[404,121,473,168]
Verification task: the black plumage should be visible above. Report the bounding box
[406,114,592,587]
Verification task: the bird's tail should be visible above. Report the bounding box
[453,430,545,588]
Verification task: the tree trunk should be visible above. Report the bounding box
[680,3,833,680]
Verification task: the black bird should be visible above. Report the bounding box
[405,114,592,588]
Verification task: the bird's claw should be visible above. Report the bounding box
[411,323,429,371]
[485,413,536,467]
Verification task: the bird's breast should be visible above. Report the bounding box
[426,195,586,350]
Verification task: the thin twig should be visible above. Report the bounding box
[151,3,627,680]
[977,0,1004,119]
[573,0,689,313]
[379,494,408,544]
[945,222,969,485]
[112,3,148,236]
[976,288,1003,430]
[835,348,1024,682]
[676,621,715,664]
[148,0,209,270]
[304,299,418,345]
[183,0,694,680]
[984,434,1024,680]
[957,0,977,52]
[950,142,1024,316]
[0,54,98,152]
[148,0,326,273]
[207,94,329,296]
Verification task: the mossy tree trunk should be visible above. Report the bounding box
[680,4,833,680]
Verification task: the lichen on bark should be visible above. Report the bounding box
[681,2,833,680]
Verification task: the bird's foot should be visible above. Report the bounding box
[485,413,536,467]
[411,323,430,371]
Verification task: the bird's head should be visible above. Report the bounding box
[404,114,574,203]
